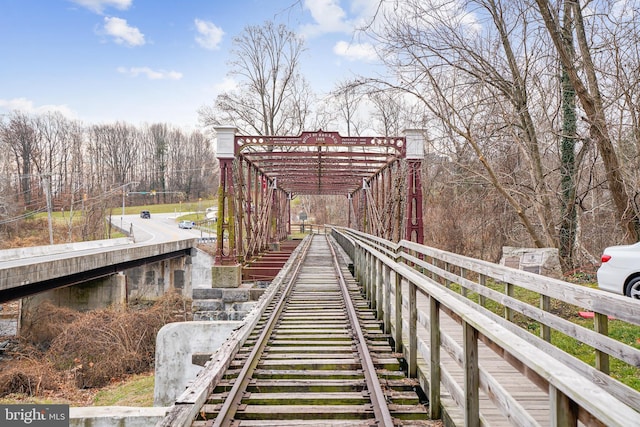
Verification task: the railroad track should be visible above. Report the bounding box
[193,234,430,426]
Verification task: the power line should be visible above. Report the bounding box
[0,207,48,225]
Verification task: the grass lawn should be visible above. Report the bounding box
[448,279,640,391]
[92,373,155,407]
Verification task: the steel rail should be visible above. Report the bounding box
[325,234,395,426]
[211,235,314,427]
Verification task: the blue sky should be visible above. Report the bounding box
[0,0,381,130]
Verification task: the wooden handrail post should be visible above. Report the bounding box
[409,281,417,378]
[478,274,487,307]
[432,258,438,281]
[354,246,361,283]
[429,296,441,419]
[376,258,383,320]
[444,262,451,288]
[463,322,480,427]
[550,385,578,427]
[365,252,371,300]
[505,282,514,322]
[383,264,391,334]
[394,271,403,354]
[460,267,468,297]
[594,312,610,374]
[540,294,551,342]
[371,256,379,311]
[370,252,375,304]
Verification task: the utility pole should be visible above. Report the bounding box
[120,182,139,232]
[121,187,125,231]
[41,174,54,245]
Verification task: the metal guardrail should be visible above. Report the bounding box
[331,226,639,427]
[196,237,217,244]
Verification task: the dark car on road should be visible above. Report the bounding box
[140,210,151,219]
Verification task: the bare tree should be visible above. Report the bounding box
[0,107,221,244]
[31,112,79,203]
[306,98,339,132]
[88,122,140,186]
[558,0,580,270]
[368,89,416,136]
[199,21,310,136]
[61,120,86,241]
[594,0,640,237]
[149,123,170,203]
[185,129,218,198]
[0,112,40,208]
[365,0,560,250]
[534,0,640,243]
[332,83,364,136]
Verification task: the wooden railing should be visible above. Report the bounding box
[290,222,325,235]
[331,227,640,427]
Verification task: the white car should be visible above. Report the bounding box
[178,220,194,229]
[596,242,640,299]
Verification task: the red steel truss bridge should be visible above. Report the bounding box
[212,127,426,265]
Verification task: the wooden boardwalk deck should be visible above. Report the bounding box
[330,227,639,427]
[412,290,550,425]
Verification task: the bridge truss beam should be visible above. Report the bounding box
[214,127,425,264]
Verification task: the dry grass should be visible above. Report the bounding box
[0,292,191,401]
[20,303,82,349]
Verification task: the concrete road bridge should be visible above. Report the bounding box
[0,129,638,426]
[0,237,196,304]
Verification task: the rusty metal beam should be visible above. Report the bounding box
[214,128,425,264]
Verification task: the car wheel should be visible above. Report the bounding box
[625,276,640,299]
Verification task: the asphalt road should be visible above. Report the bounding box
[122,212,214,243]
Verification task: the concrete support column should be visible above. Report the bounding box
[214,126,239,265]
[211,264,242,288]
[154,321,242,406]
[18,253,194,336]
[167,256,192,297]
[404,129,426,244]
[125,255,193,301]
[19,274,127,337]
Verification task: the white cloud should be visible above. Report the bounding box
[0,97,34,112]
[103,16,145,46]
[301,0,352,37]
[0,97,77,118]
[69,0,132,14]
[349,0,380,15]
[117,66,183,80]
[213,77,238,93]
[194,19,224,50]
[333,40,377,61]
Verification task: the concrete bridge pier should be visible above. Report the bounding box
[211,264,241,288]
[19,274,127,337]
[18,256,193,337]
[126,256,193,302]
